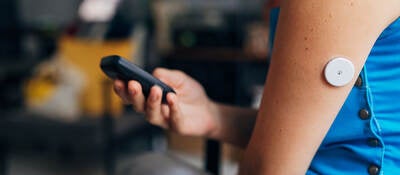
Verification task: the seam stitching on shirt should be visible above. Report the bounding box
[363,65,385,175]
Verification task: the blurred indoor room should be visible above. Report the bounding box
[0,0,268,175]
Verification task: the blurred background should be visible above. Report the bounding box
[0,0,270,174]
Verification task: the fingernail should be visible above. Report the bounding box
[151,93,159,102]
[128,88,136,96]
[168,94,175,105]
[115,86,121,92]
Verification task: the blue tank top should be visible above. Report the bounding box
[270,9,400,175]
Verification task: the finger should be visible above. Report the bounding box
[127,81,146,112]
[166,93,184,132]
[145,86,168,128]
[161,105,170,118]
[161,104,171,129]
[113,80,130,104]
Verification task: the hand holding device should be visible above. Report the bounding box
[100,55,175,103]
[111,64,220,137]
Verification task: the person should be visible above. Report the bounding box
[113,0,400,174]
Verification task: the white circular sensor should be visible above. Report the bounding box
[324,57,355,87]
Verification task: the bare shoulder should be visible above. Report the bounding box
[372,0,400,25]
[281,0,400,31]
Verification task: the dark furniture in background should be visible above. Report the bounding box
[0,81,166,175]
[0,0,24,111]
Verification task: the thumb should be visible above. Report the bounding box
[153,68,186,88]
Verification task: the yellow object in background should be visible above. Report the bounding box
[24,57,86,121]
[25,75,57,106]
[59,36,135,117]
[25,59,59,106]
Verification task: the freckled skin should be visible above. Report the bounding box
[239,0,400,174]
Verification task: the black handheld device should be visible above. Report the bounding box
[100,55,175,103]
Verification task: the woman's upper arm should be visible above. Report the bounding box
[240,0,400,174]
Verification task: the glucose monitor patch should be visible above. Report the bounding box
[324,57,355,87]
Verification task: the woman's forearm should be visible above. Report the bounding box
[208,102,258,148]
